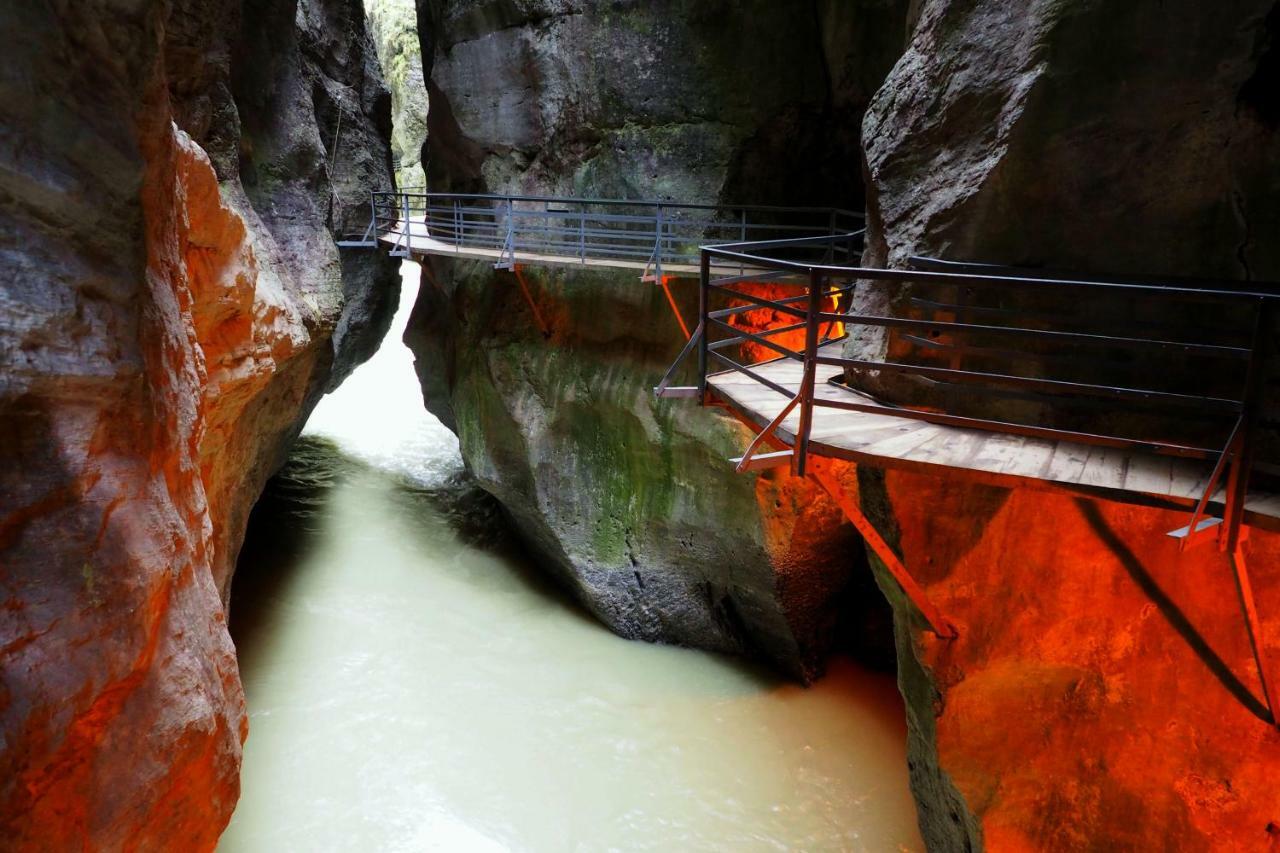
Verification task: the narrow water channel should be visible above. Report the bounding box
[219,265,923,852]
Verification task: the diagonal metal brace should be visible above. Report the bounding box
[808,460,958,639]
[511,265,552,339]
[1229,542,1280,729]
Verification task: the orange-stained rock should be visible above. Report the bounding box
[0,1,397,848]
[842,463,1280,850]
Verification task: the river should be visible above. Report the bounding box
[218,264,923,852]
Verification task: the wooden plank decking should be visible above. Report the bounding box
[707,342,1280,530]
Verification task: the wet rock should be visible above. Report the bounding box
[0,0,396,847]
[405,0,909,677]
[853,2,1280,848]
[365,0,430,188]
[848,464,1280,851]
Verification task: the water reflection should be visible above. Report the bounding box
[220,264,923,852]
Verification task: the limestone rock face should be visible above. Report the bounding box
[419,0,908,205]
[0,0,396,847]
[364,0,430,188]
[861,0,1279,277]
[405,0,909,677]
[849,0,1280,373]
[851,466,1280,851]
[852,2,1280,848]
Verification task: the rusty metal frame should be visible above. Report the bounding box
[711,400,957,639]
[510,265,552,339]
[657,233,1280,721]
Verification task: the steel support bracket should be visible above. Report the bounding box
[808,459,959,640]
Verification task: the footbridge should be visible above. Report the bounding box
[342,190,863,279]
[653,228,1280,726]
[346,189,1280,727]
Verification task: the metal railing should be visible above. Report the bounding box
[658,232,1279,552]
[345,191,863,277]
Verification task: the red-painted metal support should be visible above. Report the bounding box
[659,276,692,341]
[1229,541,1280,728]
[808,460,958,640]
[420,261,448,297]
[511,265,552,339]
[710,400,956,639]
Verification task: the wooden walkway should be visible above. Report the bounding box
[708,342,1280,530]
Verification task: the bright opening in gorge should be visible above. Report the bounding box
[4,1,1280,852]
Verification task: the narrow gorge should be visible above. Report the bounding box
[3,1,1279,850]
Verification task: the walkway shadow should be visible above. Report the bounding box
[229,436,354,653]
[1074,498,1272,723]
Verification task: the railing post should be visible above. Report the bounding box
[398,191,411,254]
[452,199,460,246]
[654,204,665,280]
[825,209,837,264]
[1224,297,1271,550]
[794,267,825,477]
[579,206,586,264]
[698,248,710,402]
[504,198,515,267]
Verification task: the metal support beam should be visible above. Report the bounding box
[659,276,691,341]
[793,268,824,477]
[734,394,801,473]
[1229,543,1280,728]
[731,450,793,471]
[511,265,552,339]
[808,459,958,639]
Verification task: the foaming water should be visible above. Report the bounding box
[220,264,923,852]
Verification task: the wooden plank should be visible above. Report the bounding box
[998,437,1057,480]
[1043,441,1092,485]
[1122,452,1177,496]
[963,433,1029,477]
[1079,446,1130,489]
[1245,493,1280,521]
[859,423,945,459]
[904,427,988,469]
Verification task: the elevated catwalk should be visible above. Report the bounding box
[706,341,1280,532]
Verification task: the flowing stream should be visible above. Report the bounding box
[219,264,923,852]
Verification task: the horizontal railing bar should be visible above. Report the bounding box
[812,382,1219,459]
[708,318,805,360]
[700,248,1280,301]
[895,336,1250,400]
[910,255,1280,300]
[708,351,799,399]
[710,271,814,287]
[821,312,1254,357]
[373,190,866,218]
[899,374,1238,423]
[708,290,810,320]
[704,231,865,254]
[907,295,1250,344]
[817,356,1244,413]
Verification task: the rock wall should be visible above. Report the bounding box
[848,1,1280,405]
[364,0,430,188]
[405,0,910,678]
[0,0,397,847]
[852,1,1280,848]
[848,464,1280,851]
